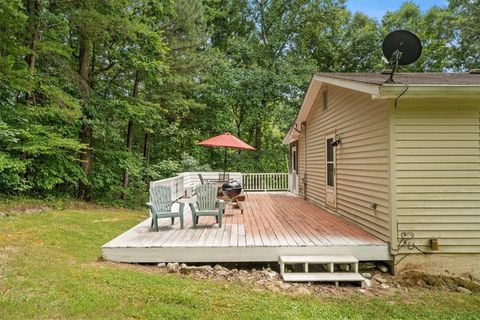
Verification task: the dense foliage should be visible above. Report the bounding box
[0,0,478,205]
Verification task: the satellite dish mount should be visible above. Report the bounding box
[386,50,403,83]
[382,30,422,84]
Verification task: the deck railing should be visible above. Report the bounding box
[180,172,242,188]
[150,171,290,200]
[241,173,289,191]
[150,175,185,200]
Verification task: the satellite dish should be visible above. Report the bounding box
[382,30,422,83]
[383,30,422,65]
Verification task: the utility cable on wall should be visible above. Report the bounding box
[394,84,409,109]
[391,231,430,266]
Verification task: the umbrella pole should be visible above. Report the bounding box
[223,148,227,179]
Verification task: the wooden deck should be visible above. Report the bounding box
[102,193,390,263]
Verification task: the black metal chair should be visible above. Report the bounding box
[218,173,230,182]
[198,173,205,185]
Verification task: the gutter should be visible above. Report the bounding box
[376,85,480,99]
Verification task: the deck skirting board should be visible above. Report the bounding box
[102,244,390,263]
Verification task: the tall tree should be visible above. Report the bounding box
[382,2,454,71]
[449,0,480,70]
[24,0,40,104]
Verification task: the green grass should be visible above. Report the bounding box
[0,205,479,319]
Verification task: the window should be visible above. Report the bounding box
[293,150,297,171]
[326,138,334,187]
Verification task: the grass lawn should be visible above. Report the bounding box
[0,204,479,319]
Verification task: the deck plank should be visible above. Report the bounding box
[229,221,238,247]
[269,192,307,246]
[255,194,295,246]
[274,196,322,246]
[250,194,277,246]
[255,195,282,246]
[282,199,337,245]
[244,196,262,246]
[273,194,356,246]
[220,223,232,247]
[237,210,247,247]
[260,195,310,247]
[285,195,378,245]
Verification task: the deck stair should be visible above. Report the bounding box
[278,255,365,286]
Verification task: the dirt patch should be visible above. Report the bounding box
[93,260,394,297]
[93,218,124,223]
[0,206,50,217]
[0,200,127,217]
[94,260,479,297]
[397,270,480,293]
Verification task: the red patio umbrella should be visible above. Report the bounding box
[197,132,255,175]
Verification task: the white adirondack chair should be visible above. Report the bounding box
[147,185,184,231]
[189,184,223,228]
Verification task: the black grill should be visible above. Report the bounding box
[221,180,242,199]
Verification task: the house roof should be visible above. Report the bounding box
[283,72,480,144]
[315,72,480,85]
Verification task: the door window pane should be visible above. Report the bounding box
[293,151,296,171]
[327,163,334,187]
[327,138,333,162]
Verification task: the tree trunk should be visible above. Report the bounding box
[79,36,90,88]
[143,133,150,164]
[254,122,262,171]
[142,132,150,183]
[120,120,134,200]
[24,0,39,104]
[254,99,268,171]
[121,71,140,200]
[78,35,92,200]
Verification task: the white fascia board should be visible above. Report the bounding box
[313,74,381,96]
[282,127,296,144]
[377,85,480,99]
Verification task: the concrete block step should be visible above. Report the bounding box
[282,272,365,283]
[279,255,358,264]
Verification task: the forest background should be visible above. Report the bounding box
[0,0,478,206]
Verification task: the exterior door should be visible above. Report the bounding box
[291,146,298,194]
[325,134,336,208]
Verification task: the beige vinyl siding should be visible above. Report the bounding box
[393,99,480,253]
[297,131,305,196]
[296,84,390,241]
